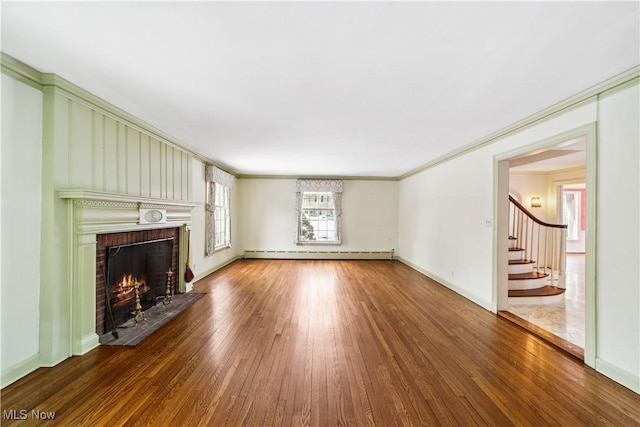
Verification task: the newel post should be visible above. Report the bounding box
[558,228,567,289]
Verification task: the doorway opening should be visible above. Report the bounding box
[495,123,596,366]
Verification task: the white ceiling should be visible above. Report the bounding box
[2,1,638,177]
[509,136,586,173]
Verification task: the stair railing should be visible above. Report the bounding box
[509,196,568,289]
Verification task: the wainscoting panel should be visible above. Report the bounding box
[48,84,192,202]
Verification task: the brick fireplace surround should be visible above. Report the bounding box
[96,228,180,335]
[59,190,197,355]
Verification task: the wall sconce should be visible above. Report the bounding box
[531,196,542,208]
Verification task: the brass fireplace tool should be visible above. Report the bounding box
[133,280,145,323]
[164,269,173,305]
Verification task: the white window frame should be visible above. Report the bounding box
[296,179,343,245]
[205,165,235,256]
[212,183,231,250]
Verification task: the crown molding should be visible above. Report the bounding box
[400,65,640,180]
[40,73,202,158]
[4,51,637,181]
[1,52,238,175]
[237,174,399,181]
[0,52,43,90]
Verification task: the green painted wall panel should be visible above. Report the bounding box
[174,149,183,200]
[149,137,162,198]
[182,152,190,200]
[140,134,150,197]
[45,77,193,199]
[117,123,127,194]
[103,116,118,193]
[92,112,104,191]
[126,126,141,196]
[52,94,70,187]
[160,143,168,199]
[69,101,93,188]
[166,146,175,199]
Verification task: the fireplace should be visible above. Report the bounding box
[59,189,197,355]
[96,228,180,335]
[107,238,175,332]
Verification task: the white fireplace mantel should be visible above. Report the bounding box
[59,189,199,234]
[58,190,198,355]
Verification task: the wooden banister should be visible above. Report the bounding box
[509,196,568,229]
[509,195,567,289]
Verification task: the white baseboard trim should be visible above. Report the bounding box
[244,250,394,260]
[397,257,494,312]
[596,357,640,394]
[192,255,243,284]
[73,334,100,356]
[1,353,40,388]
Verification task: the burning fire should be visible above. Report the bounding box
[111,274,149,303]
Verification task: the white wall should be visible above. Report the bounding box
[398,147,496,309]
[399,85,640,392]
[238,178,398,253]
[1,75,43,381]
[189,158,240,288]
[596,84,639,390]
[399,102,596,309]
[509,173,556,223]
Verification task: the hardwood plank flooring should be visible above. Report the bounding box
[2,260,639,426]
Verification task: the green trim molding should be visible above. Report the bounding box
[399,66,639,180]
[0,52,43,90]
[1,52,236,176]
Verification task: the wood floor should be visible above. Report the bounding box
[2,260,639,426]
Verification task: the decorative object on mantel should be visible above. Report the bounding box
[184,226,195,282]
[139,208,167,224]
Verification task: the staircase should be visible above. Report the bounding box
[508,196,567,304]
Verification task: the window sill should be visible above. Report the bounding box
[296,241,342,246]
[213,245,232,254]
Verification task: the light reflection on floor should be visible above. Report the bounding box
[508,254,585,349]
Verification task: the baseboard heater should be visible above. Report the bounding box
[244,250,395,261]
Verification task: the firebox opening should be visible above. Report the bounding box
[105,238,174,333]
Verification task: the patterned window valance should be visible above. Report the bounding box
[296,179,343,193]
[205,164,235,188]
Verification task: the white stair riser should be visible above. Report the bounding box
[508,276,548,290]
[509,239,518,249]
[508,263,534,274]
[508,250,524,261]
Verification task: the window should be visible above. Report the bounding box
[296,179,343,244]
[562,190,581,241]
[205,165,235,255]
[213,183,231,249]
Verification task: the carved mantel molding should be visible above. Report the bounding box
[59,190,199,235]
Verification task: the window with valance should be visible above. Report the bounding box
[295,179,343,244]
[205,165,235,255]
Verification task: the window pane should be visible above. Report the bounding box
[213,184,230,249]
[299,191,338,242]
